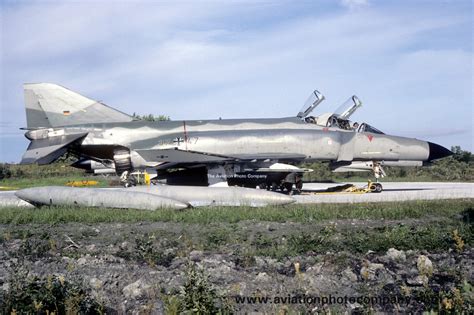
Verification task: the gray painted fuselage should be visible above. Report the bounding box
[63,117,430,168]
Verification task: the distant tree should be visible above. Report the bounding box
[0,164,12,180]
[451,146,472,163]
[156,115,171,121]
[132,113,171,121]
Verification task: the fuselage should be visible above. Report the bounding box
[61,116,431,168]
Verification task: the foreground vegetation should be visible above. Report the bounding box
[1,199,472,313]
[0,199,471,225]
[1,199,472,258]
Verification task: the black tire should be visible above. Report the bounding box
[283,182,293,194]
[374,183,383,193]
[128,176,137,187]
[295,179,303,191]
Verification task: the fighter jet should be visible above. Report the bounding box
[20,83,452,192]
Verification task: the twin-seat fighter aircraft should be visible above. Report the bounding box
[20,83,452,192]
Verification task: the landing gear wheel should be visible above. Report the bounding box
[295,179,303,194]
[271,182,278,191]
[128,176,137,187]
[372,183,383,193]
[282,183,294,195]
[375,183,383,193]
[122,175,137,188]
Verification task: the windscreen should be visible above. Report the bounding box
[359,123,384,134]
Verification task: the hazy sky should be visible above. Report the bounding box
[1,0,472,162]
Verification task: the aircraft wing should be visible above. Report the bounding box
[230,153,307,162]
[135,149,307,166]
[135,149,233,164]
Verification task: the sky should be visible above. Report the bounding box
[0,0,472,163]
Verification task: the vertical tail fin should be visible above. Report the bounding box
[24,83,133,128]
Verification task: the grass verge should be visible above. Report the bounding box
[0,199,471,225]
[0,176,110,190]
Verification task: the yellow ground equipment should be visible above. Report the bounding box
[0,186,19,191]
[305,180,382,195]
[65,180,99,187]
[130,171,151,185]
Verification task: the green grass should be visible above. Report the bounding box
[250,223,472,258]
[0,199,472,224]
[1,200,472,261]
[0,176,111,190]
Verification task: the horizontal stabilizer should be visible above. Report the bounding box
[21,133,88,164]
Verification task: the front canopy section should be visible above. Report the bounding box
[315,95,363,130]
[334,95,362,120]
[297,90,325,118]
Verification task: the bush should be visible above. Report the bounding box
[0,164,12,180]
[117,233,175,267]
[0,162,84,180]
[3,267,103,314]
[162,263,233,314]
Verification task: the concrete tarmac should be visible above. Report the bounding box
[294,182,474,203]
[0,182,472,207]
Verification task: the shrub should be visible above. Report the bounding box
[3,267,103,314]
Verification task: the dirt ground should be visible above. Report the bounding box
[1,215,472,314]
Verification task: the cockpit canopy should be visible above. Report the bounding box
[314,95,362,129]
[297,90,325,118]
[298,90,384,134]
[334,95,362,120]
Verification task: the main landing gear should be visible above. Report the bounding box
[261,174,303,195]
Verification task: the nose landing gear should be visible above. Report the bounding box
[368,181,383,193]
[370,161,385,193]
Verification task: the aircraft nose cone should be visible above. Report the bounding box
[428,142,453,161]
